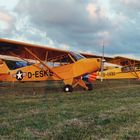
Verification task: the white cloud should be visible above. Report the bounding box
[86,2,109,20]
[59,44,70,50]
[0,0,19,10]
[0,8,15,37]
[0,11,12,31]
[86,3,98,19]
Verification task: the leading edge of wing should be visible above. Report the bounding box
[0,38,68,53]
[108,56,140,66]
[0,38,69,61]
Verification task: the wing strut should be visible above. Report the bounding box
[24,47,62,80]
[128,61,139,79]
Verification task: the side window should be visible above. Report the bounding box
[5,60,30,70]
[6,60,16,70]
[70,52,85,61]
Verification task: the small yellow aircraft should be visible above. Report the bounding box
[97,56,140,80]
[0,38,101,92]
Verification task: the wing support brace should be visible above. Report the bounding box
[73,78,88,90]
[128,61,140,79]
[24,47,62,80]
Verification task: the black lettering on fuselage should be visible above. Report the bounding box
[40,71,44,77]
[27,70,53,79]
[35,71,39,78]
[28,72,32,78]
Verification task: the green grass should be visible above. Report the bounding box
[0,80,140,140]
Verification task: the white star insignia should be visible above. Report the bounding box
[16,70,23,80]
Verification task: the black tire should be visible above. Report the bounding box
[63,85,73,92]
[86,83,93,91]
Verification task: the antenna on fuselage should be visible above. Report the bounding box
[101,40,105,82]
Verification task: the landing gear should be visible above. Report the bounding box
[86,83,93,91]
[63,85,73,92]
[63,79,93,92]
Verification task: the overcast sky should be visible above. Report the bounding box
[0,0,140,58]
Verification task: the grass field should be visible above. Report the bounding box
[0,80,140,140]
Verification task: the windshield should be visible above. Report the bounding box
[70,52,85,61]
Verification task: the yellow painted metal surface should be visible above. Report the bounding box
[97,67,140,79]
[0,58,101,82]
[53,58,101,79]
[0,60,9,74]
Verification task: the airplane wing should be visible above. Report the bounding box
[107,56,140,66]
[81,53,112,61]
[0,38,70,62]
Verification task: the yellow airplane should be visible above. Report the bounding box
[97,56,140,80]
[0,38,101,92]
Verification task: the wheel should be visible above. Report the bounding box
[86,83,93,91]
[63,85,73,92]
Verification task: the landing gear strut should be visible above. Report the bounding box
[63,78,93,92]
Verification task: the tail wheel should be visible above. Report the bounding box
[63,85,73,92]
[86,83,93,91]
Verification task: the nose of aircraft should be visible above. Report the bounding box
[83,58,101,73]
[72,58,101,78]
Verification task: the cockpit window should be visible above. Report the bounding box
[70,52,85,61]
[5,60,32,70]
